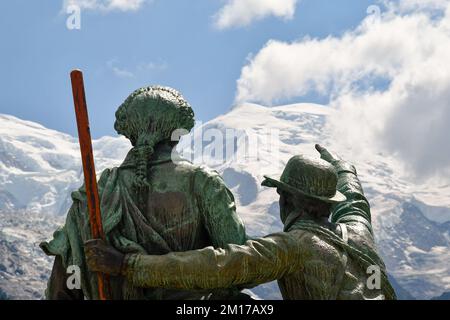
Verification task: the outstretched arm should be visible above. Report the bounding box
[315,144,373,235]
[85,232,303,290]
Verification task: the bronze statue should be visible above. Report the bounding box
[85,145,396,300]
[40,86,247,300]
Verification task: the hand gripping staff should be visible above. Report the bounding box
[70,70,111,300]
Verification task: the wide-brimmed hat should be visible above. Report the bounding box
[262,155,346,204]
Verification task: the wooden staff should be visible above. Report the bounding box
[70,69,111,300]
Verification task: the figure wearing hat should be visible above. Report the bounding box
[85,145,396,300]
[41,86,247,300]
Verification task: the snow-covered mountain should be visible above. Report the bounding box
[0,114,131,214]
[0,104,449,300]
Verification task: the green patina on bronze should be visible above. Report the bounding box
[262,155,346,203]
[114,149,396,300]
[40,84,396,300]
[40,86,247,300]
[114,86,195,208]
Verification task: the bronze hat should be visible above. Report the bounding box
[262,155,346,204]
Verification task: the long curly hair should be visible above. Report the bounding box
[114,86,195,208]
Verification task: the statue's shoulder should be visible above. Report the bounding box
[168,159,222,180]
[193,164,220,176]
[98,167,116,181]
[289,228,345,265]
[192,165,225,186]
[346,223,378,252]
[70,167,120,202]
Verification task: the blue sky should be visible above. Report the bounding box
[0,0,375,138]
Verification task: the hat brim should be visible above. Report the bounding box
[261,175,346,204]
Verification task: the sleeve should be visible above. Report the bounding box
[194,168,247,246]
[330,161,374,235]
[124,232,303,290]
[40,168,116,300]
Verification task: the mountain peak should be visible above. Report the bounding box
[231,102,331,115]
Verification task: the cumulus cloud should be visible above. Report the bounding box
[393,0,449,12]
[106,59,168,78]
[235,0,450,180]
[106,59,135,78]
[214,0,298,29]
[63,0,147,12]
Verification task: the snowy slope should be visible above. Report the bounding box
[0,114,131,214]
[0,104,449,299]
[179,103,450,299]
[0,209,63,299]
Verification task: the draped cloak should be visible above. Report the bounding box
[40,145,247,300]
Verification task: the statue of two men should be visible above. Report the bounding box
[41,86,396,300]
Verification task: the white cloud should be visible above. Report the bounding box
[137,61,168,72]
[63,0,147,12]
[107,59,134,78]
[235,0,450,180]
[107,59,168,78]
[214,0,298,29]
[393,0,449,12]
[111,67,134,78]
